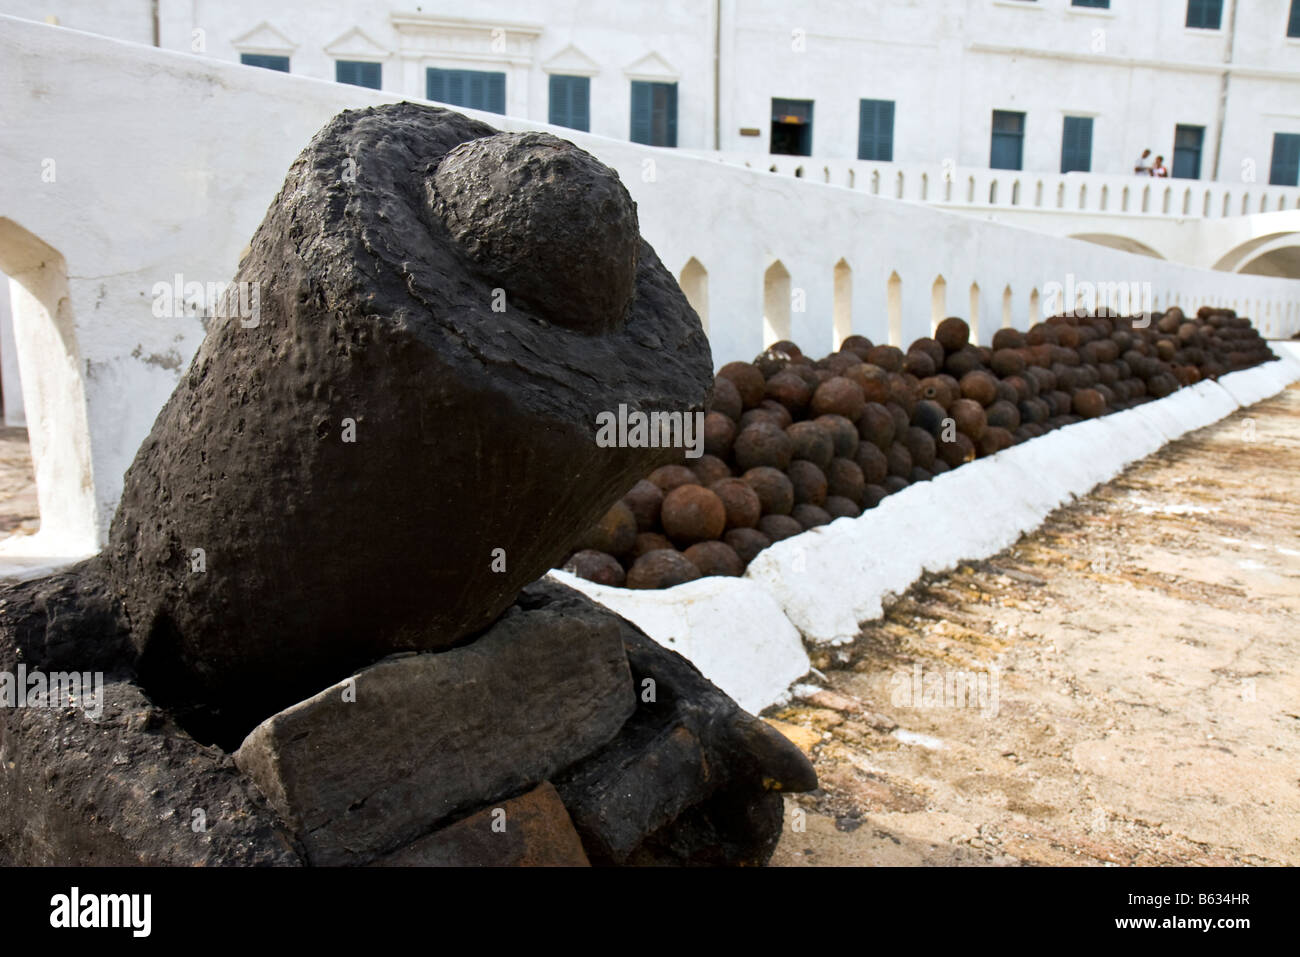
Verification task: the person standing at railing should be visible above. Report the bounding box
[1134,149,1153,174]
[1152,155,1169,177]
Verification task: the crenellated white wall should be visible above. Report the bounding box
[0,14,1297,565]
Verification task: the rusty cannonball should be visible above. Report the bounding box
[915,376,952,409]
[857,402,896,450]
[882,475,909,494]
[886,402,911,443]
[703,411,737,459]
[810,376,866,422]
[863,484,888,508]
[992,328,1025,350]
[709,375,743,422]
[846,363,892,404]
[826,457,867,506]
[631,531,674,559]
[886,442,913,478]
[904,426,937,470]
[786,420,834,470]
[765,370,813,415]
[626,549,702,589]
[949,398,988,440]
[854,441,889,486]
[743,466,795,516]
[978,426,1013,457]
[758,513,803,542]
[960,370,998,407]
[577,500,637,557]
[936,431,976,468]
[944,347,983,378]
[648,464,699,492]
[661,484,728,545]
[908,337,945,368]
[814,414,860,459]
[792,503,832,530]
[840,334,874,360]
[683,541,745,578]
[758,398,795,429]
[717,361,766,408]
[690,454,732,487]
[986,400,1021,431]
[991,348,1027,377]
[724,527,771,564]
[734,421,794,471]
[738,407,782,431]
[910,466,933,483]
[564,549,626,587]
[887,374,918,415]
[622,478,664,532]
[903,350,937,379]
[1073,387,1106,418]
[866,345,905,373]
[824,495,860,520]
[710,477,763,529]
[912,399,947,435]
[787,459,829,506]
[935,317,971,353]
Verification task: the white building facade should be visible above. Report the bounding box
[5,0,1300,185]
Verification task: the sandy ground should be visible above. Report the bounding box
[0,426,39,540]
[769,383,1300,867]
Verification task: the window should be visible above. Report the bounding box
[771,98,814,156]
[630,81,677,147]
[1289,1,1300,38]
[1270,133,1300,186]
[426,68,506,114]
[1172,125,1205,179]
[241,54,289,72]
[990,110,1025,171]
[1060,116,1093,173]
[336,61,381,90]
[549,75,590,131]
[857,99,895,161]
[1072,0,1109,7]
[1186,0,1222,29]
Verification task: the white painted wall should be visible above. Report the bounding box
[0,14,1298,562]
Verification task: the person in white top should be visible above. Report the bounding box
[1151,155,1169,177]
[1134,148,1153,174]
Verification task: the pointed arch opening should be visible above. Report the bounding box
[678,257,708,334]
[763,260,792,347]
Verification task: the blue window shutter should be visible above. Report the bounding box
[1290,0,1300,38]
[427,68,447,102]
[486,71,506,114]
[630,81,652,144]
[665,82,678,147]
[1186,0,1223,29]
[1061,116,1092,173]
[572,76,591,131]
[241,53,289,72]
[1270,133,1300,186]
[337,61,380,89]
[858,99,894,161]
[548,74,567,127]
[550,75,590,132]
[427,68,504,112]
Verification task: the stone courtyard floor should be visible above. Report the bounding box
[769,382,1300,866]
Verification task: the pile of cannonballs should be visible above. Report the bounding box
[563,306,1273,589]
